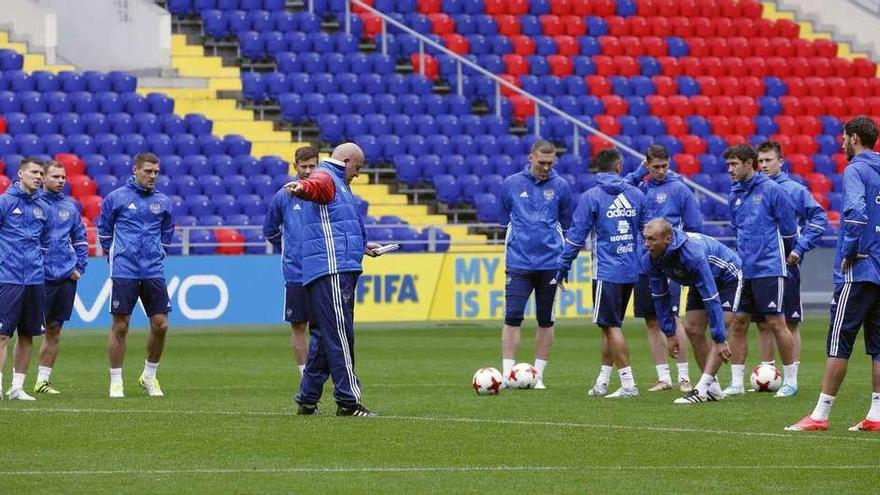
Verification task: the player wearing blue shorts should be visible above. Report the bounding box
[755,141,827,377]
[0,157,50,400]
[35,160,88,395]
[625,145,702,392]
[499,140,573,389]
[98,152,174,398]
[787,116,880,432]
[725,144,799,398]
[643,220,747,404]
[558,148,645,398]
[264,146,318,379]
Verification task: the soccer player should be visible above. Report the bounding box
[754,141,827,379]
[0,157,50,400]
[557,148,645,398]
[98,152,174,398]
[36,160,89,394]
[625,145,701,392]
[264,146,319,379]
[499,140,573,389]
[287,143,384,416]
[786,115,880,431]
[724,144,799,398]
[643,219,746,404]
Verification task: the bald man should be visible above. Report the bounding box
[286,143,383,417]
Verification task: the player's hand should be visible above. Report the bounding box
[666,335,680,359]
[70,270,82,281]
[364,241,381,257]
[716,342,732,363]
[841,254,868,272]
[284,181,302,196]
[786,252,800,266]
[555,270,568,291]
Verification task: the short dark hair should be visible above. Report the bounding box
[592,148,622,173]
[844,115,879,149]
[644,144,669,162]
[19,157,45,171]
[134,152,160,169]
[530,140,557,155]
[723,144,757,168]
[294,146,318,164]
[43,160,65,173]
[756,140,783,158]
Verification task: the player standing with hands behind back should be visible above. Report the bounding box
[499,140,573,389]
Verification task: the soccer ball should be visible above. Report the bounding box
[750,364,782,392]
[472,367,503,395]
[507,362,539,389]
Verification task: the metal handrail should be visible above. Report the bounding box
[347,0,728,205]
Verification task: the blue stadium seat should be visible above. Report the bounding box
[420,154,443,178]
[223,134,251,156]
[394,155,420,185]
[470,154,492,176]
[186,195,214,217]
[202,10,228,38]
[154,175,174,196]
[175,175,200,196]
[122,93,149,114]
[44,91,70,113]
[107,113,134,135]
[259,155,288,176]
[83,154,109,177]
[420,226,450,252]
[242,72,266,101]
[188,228,216,255]
[199,134,225,156]
[495,154,517,177]
[96,134,122,156]
[68,134,96,156]
[41,134,67,156]
[223,174,250,195]
[473,193,500,222]
[147,134,175,156]
[433,174,460,205]
[109,71,137,93]
[458,174,482,203]
[174,134,200,157]
[146,93,174,114]
[248,174,274,196]
[184,155,212,176]
[223,214,250,227]
[161,114,187,136]
[239,194,265,216]
[211,194,240,216]
[184,114,212,136]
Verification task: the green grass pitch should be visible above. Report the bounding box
[2,317,879,493]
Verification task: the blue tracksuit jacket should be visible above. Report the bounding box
[0,182,50,285]
[770,172,827,260]
[500,166,573,272]
[264,185,307,284]
[42,190,88,282]
[834,151,880,285]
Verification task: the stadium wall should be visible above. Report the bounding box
[63,248,837,329]
[0,0,58,63]
[32,0,171,72]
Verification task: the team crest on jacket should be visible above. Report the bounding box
[58,209,70,221]
[149,202,162,214]
[655,192,667,204]
[33,207,45,219]
[752,194,762,204]
[543,189,555,201]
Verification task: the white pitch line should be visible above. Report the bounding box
[0,465,876,477]
[2,407,879,444]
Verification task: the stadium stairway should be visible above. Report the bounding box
[0,31,75,74]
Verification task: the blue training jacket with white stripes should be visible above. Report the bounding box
[646,230,742,344]
[298,160,367,286]
[834,150,880,285]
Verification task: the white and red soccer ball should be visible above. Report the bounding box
[750,364,782,392]
[472,367,503,395]
[507,362,539,389]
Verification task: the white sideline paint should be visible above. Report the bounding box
[2,407,880,444]
[0,465,876,476]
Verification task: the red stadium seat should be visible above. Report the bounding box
[553,35,579,56]
[550,0,573,15]
[811,192,830,212]
[351,0,374,13]
[740,0,763,18]
[718,76,739,97]
[775,115,797,135]
[442,34,469,55]
[601,95,628,116]
[428,13,455,35]
[80,195,103,221]
[733,96,758,117]
[779,96,802,116]
[588,135,614,154]
[496,15,521,36]
[55,153,86,176]
[789,57,811,78]
[571,0,592,15]
[805,76,828,98]
[844,96,866,116]
[697,76,719,96]
[787,153,812,175]
[562,15,586,36]
[809,57,832,78]
[767,57,790,78]
[417,0,442,14]
[793,134,819,155]
[709,38,728,58]
[711,17,734,37]
[795,115,822,135]
[652,75,677,96]
[675,154,701,176]
[642,36,666,57]
[499,74,520,97]
[681,56,702,77]
[511,36,536,55]
[720,57,745,77]
[508,0,529,15]
[733,17,754,37]
[868,97,880,115]
[663,115,688,136]
[730,115,756,136]
[709,115,732,135]
[540,15,564,36]
[770,37,794,58]
[547,54,574,76]
[791,38,815,58]
[68,175,96,199]
[826,77,849,99]
[740,76,764,97]
[827,210,840,225]
[853,58,876,78]
[484,0,505,15]
[822,96,845,118]
[831,58,854,79]
[626,16,650,37]
[678,0,699,16]
[215,228,245,255]
[620,36,643,58]
[833,153,848,173]
[599,36,623,56]
[649,17,671,37]
[749,38,772,58]
[783,77,807,97]
[723,134,747,146]
[646,95,669,115]
[692,17,712,38]
[361,13,382,37]
[684,37,709,57]
[593,115,621,135]
[774,19,800,38]
[712,95,736,116]
[813,39,838,58]
[655,0,678,16]
[614,56,640,76]
[503,54,529,76]
[670,17,692,38]
[0,175,11,195]
[668,95,693,117]
[586,75,612,96]
[728,37,750,58]
[607,16,627,37]
[770,134,792,152]
[702,57,724,78]
[658,56,681,76]
[637,0,657,16]
[593,0,616,17]
[697,0,719,17]
[0,115,6,134]
[806,173,832,194]
[719,0,742,18]
[744,57,767,77]
[410,53,439,79]
[85,227,97,257]
[510,94,534,121]
[680,135,707,155]
[848,78,870,98]
[593,56,615,77]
